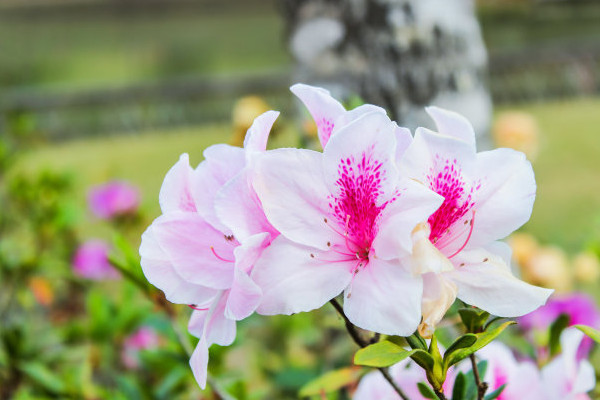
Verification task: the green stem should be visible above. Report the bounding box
[470,354,488,400]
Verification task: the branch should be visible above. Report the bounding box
[329,299,411,400]
[470,354,488,400]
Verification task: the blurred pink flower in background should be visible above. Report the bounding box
[88,180,140,219]
[72,239,119,280]
[121,327,161,369]
[519,292,600,358]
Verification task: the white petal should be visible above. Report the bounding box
[290,83,346,148]
[252,148,334,250]
[343,258,423,336]
[252,236,353,315]
[394,125,413,163]
[225,266,262,320]
[420,273,457,337]
[372,179,444,260]
[408,222,454,275]
[159,153,197,213]
[190,337,209,389]
[139,223,219,305]
[448,246,553,317]
[425,106,476,151]
[243,110,279,154]
[187,294,236,347]
[468,148,536,248]
[323,111,399,204]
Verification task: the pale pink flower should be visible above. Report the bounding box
[72,239,119,280]
[88,181,140,219]
[252,110,443,335]
[139,111,279,388]
[121,327,160,369]
[541,327,596,400]
[476,342,545,400]
[397,107,552,334]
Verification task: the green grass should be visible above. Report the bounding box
[13,98,600,252]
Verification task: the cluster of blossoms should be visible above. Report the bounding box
[139,84,552,388]
[355,327,594,400]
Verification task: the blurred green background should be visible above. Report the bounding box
[1,0,600,398]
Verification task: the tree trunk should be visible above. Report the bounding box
[282,0,492,148]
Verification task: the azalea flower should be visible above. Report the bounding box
[396,106,552,335]
[121,327,161,369]
[252,110,443,335]
[139,111,278,388]
[540,327,596,400]
[72,239,119,280]
[88,180,140,219]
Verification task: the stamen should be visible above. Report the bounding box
[210,246,234,263]
[448,210,476,259]
[188,304,209,311]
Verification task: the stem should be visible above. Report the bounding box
[434,388,447,400]
[470,354,488,400]
[329,299,411,400]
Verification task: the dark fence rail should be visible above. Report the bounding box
[1,44,599,141]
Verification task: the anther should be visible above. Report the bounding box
[310,253,315,258]
[483,258,488,262]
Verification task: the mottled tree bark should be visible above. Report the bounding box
[283,0,492,148]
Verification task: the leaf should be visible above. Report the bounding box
[409,349,435,372]
[417,382,437,399]
[458,308,490,333]
[354,341,416,368]
[19,361,66,394]
[298,367,362,397]
[451,372,466,400]
[485,384,506,400]
[406,331,428,350]
[574,324,600,343]
[444,322,515,368]
[549,313,570,356]
[445,334,478,357]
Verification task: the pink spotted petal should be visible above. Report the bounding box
[372,178,443,260]
[139,224,218,305]
[243,110,279,156]
[215,170,277,243]
[425,106,476,151]
[343,258,423,336]
[151,211,235,290]
[323,111,399,206]
[159,153,197,213]
[190,337,209,390]
[252,148,334,250]
[290,83,346,148]
[447,245,553,317]
[467,148,536,249]
[252,236,353,316]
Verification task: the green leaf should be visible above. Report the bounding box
[298,367,362,397]
[451,372,466,400]
[417,382,437,399]
[354,341,417,368]
[19,361,66,394]
[458,308,490,333]
[406,331,428,350]
[445,334,478,357]
[485,384,506,400]
[549,313,570,356]
[410,349,435,372]
[444,322,515,368]
[574,324,600,343]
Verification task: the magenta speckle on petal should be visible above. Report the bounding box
[426,157,476,248]
[319,118,335,145]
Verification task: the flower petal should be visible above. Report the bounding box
[394,125,413,163]
[425,106,476,151]
[290,83,346,148]
[252,148,334,250]
[225,266,262,320]
[372,178,444,260]
[447,246,553,317]
[467,148,536,248]
[343,258,423,336]
[243,110,279,155]
[190,337,209,389]
[139,224,219,305]
[323,111,399,204]
[159,153,197,213]
[252,236,353,315]
[151,211,235,289]
[188,294,237,346]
